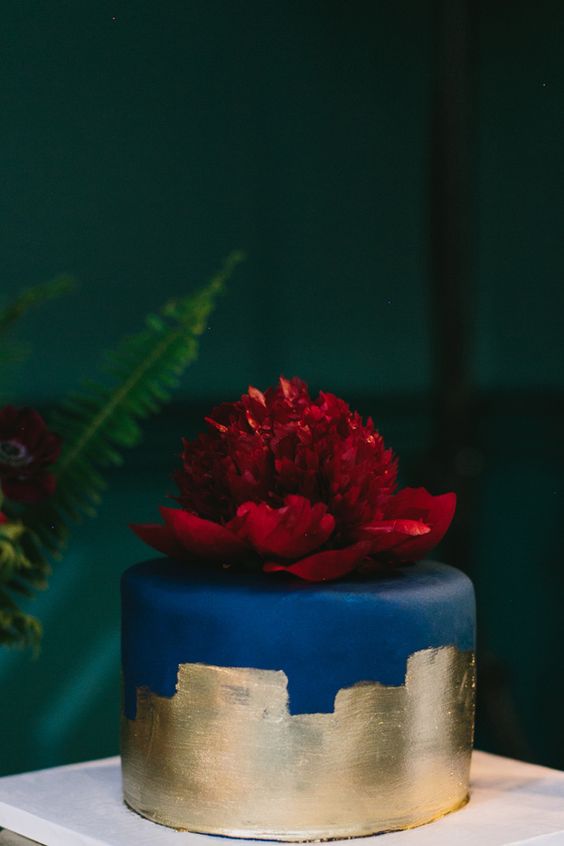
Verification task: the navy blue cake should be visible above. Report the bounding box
[122,379,475,840]
[122,558,475,719]
[121,557,476,840]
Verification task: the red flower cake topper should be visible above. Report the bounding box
[0,406,61,504]
[132,377,456,582]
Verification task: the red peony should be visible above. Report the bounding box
[132,377,456,582]
[0,406,62,503]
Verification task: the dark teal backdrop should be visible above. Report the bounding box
[1,0,564,775]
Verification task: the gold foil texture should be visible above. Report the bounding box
[122,646,476,841]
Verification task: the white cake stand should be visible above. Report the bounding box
[1,751,564,846]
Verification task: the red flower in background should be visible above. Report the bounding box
[132,377,456,582]
[0,406,61,503]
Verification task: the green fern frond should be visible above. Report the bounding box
[0,274,76,336]
[41,252,242,541]
[1,252,243,648]
[0,275,76,398]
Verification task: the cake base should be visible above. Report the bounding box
[123,794,470,841]
[122,648,475,841]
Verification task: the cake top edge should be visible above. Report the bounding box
[123,556,474,598]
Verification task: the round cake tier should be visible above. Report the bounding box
[121,558,476,840]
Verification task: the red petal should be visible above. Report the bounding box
[357,517,431,556]
[130,523,186,558]
[1,474,56,503]
[359,519,430,537]
[236,494,335,559]
[263,541,371,582]
[18,408,46,450]
[381,488,457,562]
[42,431,62,463]
[204,416,228,433]
[247,385,266,406]
[279,376,293,398]
[160,507,249,561]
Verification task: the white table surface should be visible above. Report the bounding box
[0,833,42,846]
[1,751,564,846]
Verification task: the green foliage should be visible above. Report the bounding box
[0,253,244,647]
[0,275,76,397]
[0,275,76,336]
[0,518,43,649]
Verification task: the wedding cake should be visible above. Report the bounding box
[121,377,475,840]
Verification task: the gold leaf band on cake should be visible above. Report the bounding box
[121,646,476,841]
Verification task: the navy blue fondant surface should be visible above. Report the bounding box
[121,558,475,719]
